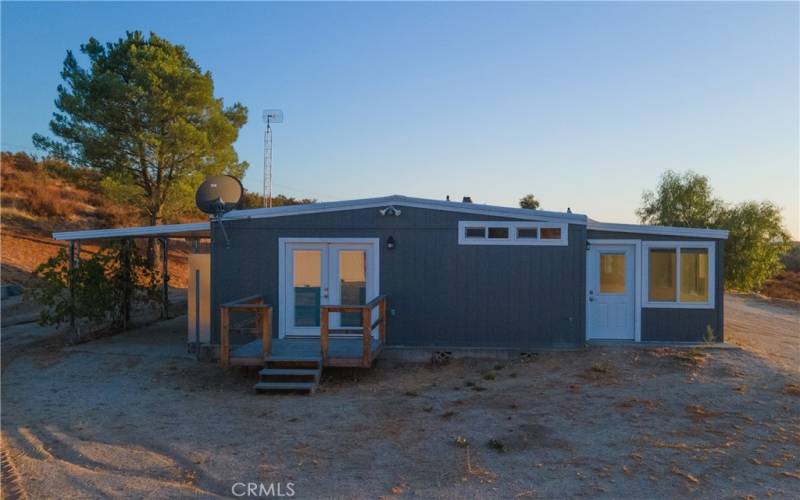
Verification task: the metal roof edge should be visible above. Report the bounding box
[52,222,210,241]
[223,194,588,224]
[587,220,729,239]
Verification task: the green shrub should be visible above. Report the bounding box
[26,241,161,340]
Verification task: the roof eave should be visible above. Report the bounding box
[222,194,587,224]
[587,221,729,239]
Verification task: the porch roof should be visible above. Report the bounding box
[52,222,210,242]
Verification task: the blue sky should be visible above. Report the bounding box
[2,2,798,236]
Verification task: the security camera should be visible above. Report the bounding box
[379,206,402,217]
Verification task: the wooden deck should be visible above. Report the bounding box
[229,337,383,367]
[220,295,387,370]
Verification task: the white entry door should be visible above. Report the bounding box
[281,240,378,337]
[587,244,635,340]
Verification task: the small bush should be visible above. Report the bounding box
[703,325,716,344]
[487,439,506,453]
[591,363,612,374]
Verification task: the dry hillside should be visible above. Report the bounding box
[1,152,193,288]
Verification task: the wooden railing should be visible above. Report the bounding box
[220,295,273,368]
[320,295,387,367]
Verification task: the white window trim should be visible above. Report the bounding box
[457,221,568,246]
[642,241,715,309]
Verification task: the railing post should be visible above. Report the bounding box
[320,306,329,365]
[361,307,371,367]
[220,306,230,368]
[379,298,387,343]
[261,306,272,360]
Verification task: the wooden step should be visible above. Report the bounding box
[265,355,321,363]
[254,381,317,393]
[264,356,322,369]
[258,368,320,378]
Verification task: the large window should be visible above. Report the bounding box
[458,221,568,246]
[643,242,714,308]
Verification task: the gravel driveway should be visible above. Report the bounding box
[725,293,799,372]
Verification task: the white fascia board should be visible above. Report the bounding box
[52,222,210,241]
[222,194,587,225]
[587,221,729,240]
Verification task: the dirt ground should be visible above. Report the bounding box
[1,295,798,499]
[725,293,800,373]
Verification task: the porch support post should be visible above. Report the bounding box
[320,307,329,365]
[220,306,230,368]
[160,237,169,319]
[261,306,272,359]
[378,297,387,344]
[67,240,78,342]
[361,307,371,367]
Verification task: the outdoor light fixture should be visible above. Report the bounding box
[386,236,396,250]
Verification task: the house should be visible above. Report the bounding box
[53,195,728,387]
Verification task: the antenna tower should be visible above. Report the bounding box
[262,110,283,208]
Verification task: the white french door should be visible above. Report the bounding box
[280,239,379,337]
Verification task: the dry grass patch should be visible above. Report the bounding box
[462,448,497,483]
[686,404,722,422]
[670,465,700,484]
[760,270,800,301]
[618,398,662,412]
[579,361,619,383]
[783,383,800,396]
[648,348,709,368]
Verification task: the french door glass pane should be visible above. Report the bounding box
[339,250,367,327]
[599,253,626,293]
[680,248,709,302]
[293,250,321,327]
[649,249,677,301]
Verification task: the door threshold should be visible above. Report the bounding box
[586,339,637,344]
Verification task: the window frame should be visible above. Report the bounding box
[457,221,568,246]
[642,241,715,309]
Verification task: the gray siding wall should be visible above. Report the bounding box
[587,230,725,342]
[211,206,587,349]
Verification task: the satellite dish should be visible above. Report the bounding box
[195,175,243,215]
[262,109,284,124]
[195,175,243,248]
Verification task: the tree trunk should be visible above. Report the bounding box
[121,240,132,330]
[145,212,159,269]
